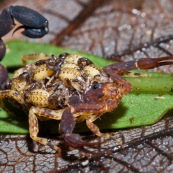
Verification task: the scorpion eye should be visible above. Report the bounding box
[92,83,102,89]
[59,53,69,59]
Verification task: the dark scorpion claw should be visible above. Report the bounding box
[0,5,49,61]
[10,6,49,38]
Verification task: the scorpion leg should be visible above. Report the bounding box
[103,56,173,94]
[0,90,24,105]
[28,106,65,153]
[0,89,26,117]
[29,107,90,152]
[103,56,173,75]
[86,118,110,139]
[22,53,51,64]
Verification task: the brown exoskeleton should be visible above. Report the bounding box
[0,52,172,154]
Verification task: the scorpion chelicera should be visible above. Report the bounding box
[0,6,173,155]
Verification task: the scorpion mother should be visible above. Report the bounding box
[0,5,173,154]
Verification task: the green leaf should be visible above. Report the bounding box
[0,108,28,134]
[125,71,173,94]
[0,40,172,134]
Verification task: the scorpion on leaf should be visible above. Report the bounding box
[0,5,173,155]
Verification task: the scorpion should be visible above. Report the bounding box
[0,5,173,154]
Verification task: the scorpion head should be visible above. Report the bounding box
[85,83,120,102]
[69,82,122,115]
